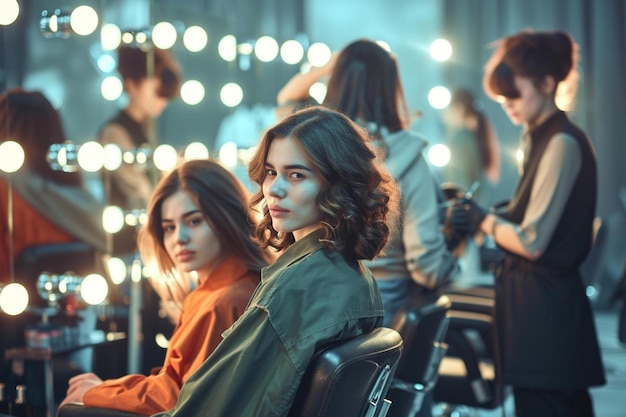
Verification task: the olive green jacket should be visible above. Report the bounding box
[153,230,383,417]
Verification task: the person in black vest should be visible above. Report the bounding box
[448,30,605,416]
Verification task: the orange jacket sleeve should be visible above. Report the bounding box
[83,267,258,415]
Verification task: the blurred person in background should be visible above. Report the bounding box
[441,87,500,205]
[0,87,107,415]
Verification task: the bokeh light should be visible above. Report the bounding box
[280,40,305,65]
[429,38,453,62]
[70,5,98,36]
[80,274,109,305]
[77,141,104,172]
[0,283,29,316]
[183,25,208,52]
[101,76,123,101]
[153,144,178,172]
[0,141,25,173]
[180,80,205,105]
[220,83,244,108]
[254,36,279,62]
[152,21,177,49]
[428,86,451,109]
[218,35,237,62]
[307,42,331,67]
[103,205,125,234]
[0,0,20,26]
[184,142,210,160]
[427,144,451,167]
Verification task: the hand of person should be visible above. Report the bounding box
[58,372,103,411]
[450,198,488,234]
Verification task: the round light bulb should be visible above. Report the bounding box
[430,38,453,62]
[0,141,25,173]
[280,40,304,65]
[180,80,205,105]
[0,283,29,316]
[102,205,124,234]
[183,25,208,52]
[153,144,178,172]
[100,23,121,50]
[103,143,123,170]
[80,273,108,305]
[0,0,20,26]
[70,5,98,36]
[218,35,237,62]
[428,86,452,109]
[106,257,127,285]
[254,36,279,62]
[220,83,243,108]
[427,144,451,167]
[307,42,331,67]
[184,142,209,160]
[152,21,177,49]
[77,141,104,172]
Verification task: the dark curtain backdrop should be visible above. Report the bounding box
[441,0,626,218]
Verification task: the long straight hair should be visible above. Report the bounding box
[138,159,270,279]
[324,39,411,135]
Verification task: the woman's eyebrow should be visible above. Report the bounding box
[161,210,202,223]
[265,161,314,172]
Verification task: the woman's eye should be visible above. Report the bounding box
[163,225,175,233]
[265,169,277,177]
[189,217,204,226]
[290,172,304,180]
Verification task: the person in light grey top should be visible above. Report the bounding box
[278,40,459,330]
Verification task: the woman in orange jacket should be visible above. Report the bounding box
[59,159,271,415]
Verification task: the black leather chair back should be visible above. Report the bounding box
[386,294,451,417]
[288,327,403,417]
[433,289,504,413]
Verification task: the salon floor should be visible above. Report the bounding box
[431,307,626,417]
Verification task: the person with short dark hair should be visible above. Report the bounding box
[152,105,400,417]
[449,30,606,416]
[99,45,182,256]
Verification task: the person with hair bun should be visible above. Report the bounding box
[448,30,605,416]
[153,105,399,417]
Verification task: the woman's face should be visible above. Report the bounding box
[161,190,223,278]
[262,136,323,241]
[499,76,552,129]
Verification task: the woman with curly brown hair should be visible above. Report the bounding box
[153,105,399,417]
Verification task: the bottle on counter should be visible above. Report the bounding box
[13,385,31,417]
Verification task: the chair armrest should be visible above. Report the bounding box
[57,403,147,417]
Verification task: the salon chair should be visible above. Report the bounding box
[433,289,505,415]
[58,327,404,417]
[386,294,451,417]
